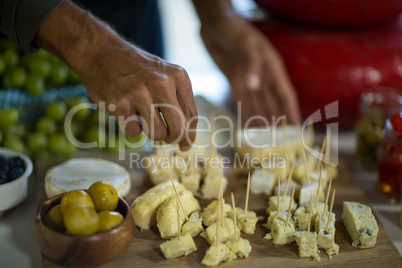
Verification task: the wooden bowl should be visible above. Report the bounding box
[34,193,134,266]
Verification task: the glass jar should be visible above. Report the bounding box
[378,113,402,202]
[357,87,402,170]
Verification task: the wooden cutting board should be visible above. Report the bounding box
[35,152,402,267]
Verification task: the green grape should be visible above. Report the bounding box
[68,97,91,120]
[25,74,45,96]
[28,132,47,152]
[0,55,6,75]
[48,133,69,155]
[26,56,51,77]
[3,136,25,153]
[3,47,19,68]
[36,117,57,135]
[62,142,78,157]
[8,67,27,88]
[84,127,107,148]
[67,67,81,85]
[0,108,20,128]
[46,101,67,122]
[46,63,68,88]
[3,123,25,137]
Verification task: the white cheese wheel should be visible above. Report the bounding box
[45,158,131,198]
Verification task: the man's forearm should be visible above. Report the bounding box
[34,0,122,74]
[192,0,235,23]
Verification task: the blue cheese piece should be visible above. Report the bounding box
[266,195,297,215]
[156,190,201,239]
[201,170,228,199]
[293,207,309,231]
[228,207,262,234]
[250,169,276,195]
[315,212,339,257]
[226,237,252,258]
[273,180,301,197]
[201,243,236,266]
[182,211,204,237]
[294,231,320,261]
[342,201,378,249]
[264,216,295,245]
[201,218,241,245]
[292,156,315,184]
[160,232,197,259]
[202,200,232,226]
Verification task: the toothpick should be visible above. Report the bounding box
[216,198,220,247]
[245,172,250,215]
[177,199,181,241]
[210,112,215,159]
[285,186,295,227]
[325,189,336,232]
[231,192,238,241]
[277,178,280,216]
[169,177,189,221]
[297,124,310,185]
[271,118,276,148]
[219,169,224,227]
[307,117,313,144]
[315,135,327,173]
[325,128,331,164]
[315,165,323,208]
[282,117,288,147]
[323,179,332,216]
[307,196,313,233]
[282,161,295,201]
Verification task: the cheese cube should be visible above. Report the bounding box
[266,211,288,230]
[201,170,228,199]
[266,195,297,215]
[262,165,287,182]
[202,200,232,226]
[273,180,301,197]
[325,165,338,180]
[250,169,276,195]
[307,200,327,229]
[201,243,236,266]
[156,190,201,239]
[228,207,261,234]
[292,157,315,184]
[131,181,185,230]
[201,218,241,245]
[264,217,295,245]
[160,232,197,259]
[315,212,339,257]
[298,182,324,207]
[293,207,309,231]
[182,211,204,237]
[342,202,378,249]
[180,172,201,193]
[294,231,320,260]
[226,237,252,258]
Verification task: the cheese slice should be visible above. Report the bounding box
[45,158,131,198]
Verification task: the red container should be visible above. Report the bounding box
[252,16,402,127]
[254,0,402,27]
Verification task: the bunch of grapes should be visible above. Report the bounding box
[0,97,146,159]
[0,38,81,95]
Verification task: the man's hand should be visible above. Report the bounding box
[193,0,301,126]
[34,1,197,151]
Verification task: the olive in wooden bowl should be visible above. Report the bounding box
[34,192,134,266]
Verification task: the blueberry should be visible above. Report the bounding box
[9,167,24,181]
[8,156,25,170]
[0,155,9,172]
[0,173,8,185]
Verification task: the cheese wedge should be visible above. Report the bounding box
[131,180,185,230]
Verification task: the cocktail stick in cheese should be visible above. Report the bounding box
[266,195,297,215]
[201,218,241,245]
[201,243,237,266]
[342,201,379,249]
[201,169,228,199]
[315,212,339,258]
[250,168,276,195]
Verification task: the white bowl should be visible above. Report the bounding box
[0,148,33,211]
